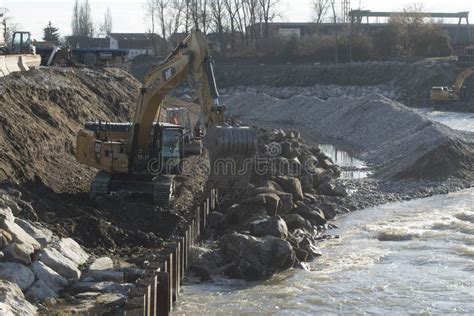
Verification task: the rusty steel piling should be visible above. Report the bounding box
[123,189,217,316]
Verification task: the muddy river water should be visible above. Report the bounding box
[173,110,473,315]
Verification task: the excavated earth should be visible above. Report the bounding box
[0,67,208,261]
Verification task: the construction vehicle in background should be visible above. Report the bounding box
[35,44,128,67]
[166,107,203,155]
[75,29,257,204]
[430,66,474,102]
[0,16,41,77]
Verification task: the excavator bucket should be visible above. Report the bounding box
[205,125,257,188]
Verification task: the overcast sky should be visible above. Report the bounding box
[2,0,474,40]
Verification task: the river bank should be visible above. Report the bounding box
[173,187,474,315]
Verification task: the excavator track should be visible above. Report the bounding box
[90,171,112,199]
[153,175,175,205]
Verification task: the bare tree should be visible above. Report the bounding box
[313,0,329,24]
[166,0,186,46]
[184,0,191,32]
[244,0,260,40]
[259,0,279,38]
[99,7,113,36]
[72,0,81,36]
[156,0,169,51]
[80,0,93,37]
[145,0,157,33]
[1,8,21,47]
[71,0,93,37]
[235,0,247,42]
[330,0,338,64]
[224,0,240,45]
[210,0,226,49]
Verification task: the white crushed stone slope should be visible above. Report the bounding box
[222,92,473,180]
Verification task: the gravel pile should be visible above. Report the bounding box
[222,92,474,180]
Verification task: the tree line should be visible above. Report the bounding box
[145,0,280,52]
[71,0,112,38]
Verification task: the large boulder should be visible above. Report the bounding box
[0,229,12,248]
[280,140,301,159]
[220,232,295,281]
[274,176,304,201]
[224,204,267,228]
[294,205,326,226]
[0,262,35,291]
[2,242,34,264]
[318,203,337,220]
[249,216,288,239]
[0,207,14,223]
[283,214,313,232]
[53,238,89,266]
[242,193,281,216]
[312,168,332,187]
[38,247,81,280]
[15,219,53,248]
[30,261,68,293]
[0,195,21,216]
[0,218,41,251]
[275,192,294,214]
[0,280,37,315]
[89,257,114,271]
[316,182,336,196]
[25,279,58,302]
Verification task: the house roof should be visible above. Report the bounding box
[108,33,164,49]
[66,36,110,49]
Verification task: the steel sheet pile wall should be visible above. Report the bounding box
[123,189,217,316]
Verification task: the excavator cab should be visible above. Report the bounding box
[154,124,184,175]
[11,32,33,54]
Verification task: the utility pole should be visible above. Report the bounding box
[341,0,350,23]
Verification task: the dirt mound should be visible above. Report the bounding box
[0,67,139,191]
[0,67,208,258]
[222,92,474,181]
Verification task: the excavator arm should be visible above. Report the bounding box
[452,66,474,95]
[128,30,228,156]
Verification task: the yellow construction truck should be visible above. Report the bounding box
[75,29,257,204]
[0,15,41,76]
[430,67,474,102]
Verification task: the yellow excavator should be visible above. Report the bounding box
[75,30,257,204]
[430,67,474,102]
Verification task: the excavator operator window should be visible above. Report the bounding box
[161,128,183,174]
